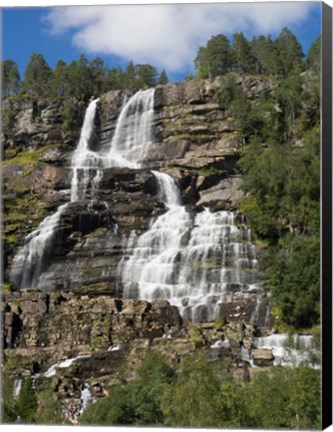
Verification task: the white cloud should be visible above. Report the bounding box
[43,2,315,71]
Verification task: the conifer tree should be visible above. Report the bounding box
[275,27,304,77]
[50,60,68,97]
[135,64,158,88]
[2,59,21,97]
[231,32,256,73]
[306,34,321,71]
[195,34,231,79]
[158,69,169,85]
[23,53,52,97]
[17,377,38,422]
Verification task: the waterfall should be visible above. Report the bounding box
[10,89,157,292]
[10,99,100,291]
[13,378,23,398]
[44,354,91,378]
[71,98,101,202]
[120,171,262,323]
[106,88,155,168]
[10,85,268,327]
[80,384,94,414]
[10,204,69,290]
[255,334,318,367]
[152,170,181,208]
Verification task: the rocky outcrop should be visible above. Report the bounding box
[3,76,276,271]
[0,74,296,420]
[3,290,273,405]
[2,97,85,153]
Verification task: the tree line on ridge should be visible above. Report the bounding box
[2,28,320,102]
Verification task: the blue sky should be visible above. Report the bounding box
[2,2,322,82]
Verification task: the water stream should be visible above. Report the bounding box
[10,98,101,290]
[120,186,262,322]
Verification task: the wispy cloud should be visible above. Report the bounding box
[43,2,316,71]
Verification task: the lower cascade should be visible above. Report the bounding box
[120,171,267,323]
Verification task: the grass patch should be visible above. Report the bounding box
[2,145,53,167]
[89,227,109,238]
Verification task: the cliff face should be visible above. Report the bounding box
[2,76,276,405]
[3,290,267,401]
[3,75,275,280]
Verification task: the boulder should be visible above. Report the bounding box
[252,348,274,366]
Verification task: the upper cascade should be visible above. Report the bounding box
[106,88,155,168]
[71,88,155,198]
[71,98,100,202]
[10,89,156,291]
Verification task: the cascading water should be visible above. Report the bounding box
[10,85,267,326]
[120,170,263,323]
[10,203,69,290]
[10,98,100,291]
[70,98,101,202]
[106,89,155,168]
[12,378,23,398]
[255,334,318,367]
[10,89,156,291]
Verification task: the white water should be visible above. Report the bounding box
[255,333,317,367]
[10,203,69,290]
[106,89,155,168]
[11,87,268,327]
[120,172,262,322]
[80,384,95,414]
[71,98,101,202]
[10,98,100,291]
[210,339,230,349]
[44,354,91,378]
[13,378,23,398]
[11,90,157,292]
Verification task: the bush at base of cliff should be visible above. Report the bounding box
[238,366,321,429]
[79,351,175,426]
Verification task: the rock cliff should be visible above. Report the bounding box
[2,76,276,411]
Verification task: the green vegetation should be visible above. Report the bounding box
[202,34,320,330]
[194,27,304,79]
[80,351,175,426]
[79,350,320,429]
[2,375,63,425]
[2,106,19,138]
[1,54,169,103]
[2,145,52,167]
[34,389,63,424]
[23,53,53,98]
[2,59,21,97]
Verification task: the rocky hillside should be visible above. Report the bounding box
[2,75,278,413]
[3,75,275,281]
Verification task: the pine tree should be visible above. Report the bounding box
[158,69,169,85]
[124,61,137,89]
[90,56,108,95]
[251,35,280,75]
[306,34,321,71]
[231,32,256,73]
[274,27,304,77]
[50,60,68,97]
[17,377,38,422]
[195,34,231,79]
[135,64,158,88]
[2,59,21,97]
[23,53,53,97]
